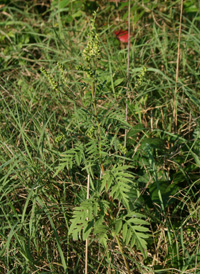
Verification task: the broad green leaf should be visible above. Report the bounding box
[94,224,108,235]
[128,218,149,225]
[115,220,123,235]
[132,226,149,232]
[130,236,136,247]
[122,223,127,242]
[83,221,93,240]
[125,229,132,245]
[136,232,149,239]
[114,78,124,86]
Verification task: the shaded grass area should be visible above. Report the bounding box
[0,1,200,273]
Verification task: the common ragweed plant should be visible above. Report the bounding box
[48,11,150,273]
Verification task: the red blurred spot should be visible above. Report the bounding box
[114,30,129,43]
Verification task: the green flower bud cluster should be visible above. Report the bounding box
[57,62,67,84]
[86,126,95,139]
[40,67,58,91]
[77,65,95,78]
[135,66,147,89]
[82,10,100,63]
[55,134,64,143]
[118,143,127,155]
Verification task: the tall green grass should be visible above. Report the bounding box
[0,1,200,273]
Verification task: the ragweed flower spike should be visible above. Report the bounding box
[135,66,147,89]
[57,62,68,85]
[82,10,100,64]
[40,67,58,91]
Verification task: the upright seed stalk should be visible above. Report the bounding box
[173,0,183,131]
[85,174,90,274]
[124,0,131,149]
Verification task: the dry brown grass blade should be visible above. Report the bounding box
[173,0,184,130]
[124,0,131,149]
[85,174,90,274]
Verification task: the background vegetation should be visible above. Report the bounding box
[0,0,199,273]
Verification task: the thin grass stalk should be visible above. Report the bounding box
[85,174,90,274]
[116,236,131,274]
[124,0,131,148]
[173,0,183,130]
